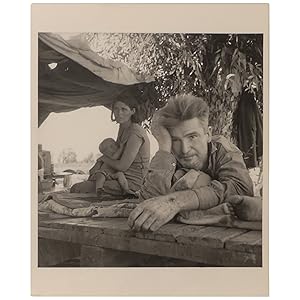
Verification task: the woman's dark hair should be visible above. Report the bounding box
[111,94,142,124]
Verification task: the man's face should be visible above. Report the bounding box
[169,118,211,170]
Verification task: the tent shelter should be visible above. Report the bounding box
[38,33,157,126]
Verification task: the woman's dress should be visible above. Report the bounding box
[70,123,150,197]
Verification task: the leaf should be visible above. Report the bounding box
[189,69,195,76]
[226,73,235,80]
[224,79,230,90]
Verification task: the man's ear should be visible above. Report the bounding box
[207,126,212,142]
[131,108,136,115]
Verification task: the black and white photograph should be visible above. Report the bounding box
[37,31,264,267]
[31,3,269,296]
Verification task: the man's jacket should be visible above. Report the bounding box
[139,135,254,210]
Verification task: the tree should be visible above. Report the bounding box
[82,152,95,164]
[84,33,263,140]
[58,148,78,164]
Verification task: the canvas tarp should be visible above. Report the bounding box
[38,33,157,126]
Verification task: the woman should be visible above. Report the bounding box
[70,96,150,199]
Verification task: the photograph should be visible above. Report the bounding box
[31,4,268,296]
[37,31,263,268]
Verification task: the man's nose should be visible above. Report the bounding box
[181,140,190,154]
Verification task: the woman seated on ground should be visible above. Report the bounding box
[70,95,150,200]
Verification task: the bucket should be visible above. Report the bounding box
[63,174,72,187]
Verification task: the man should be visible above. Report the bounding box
[128,95,254,232]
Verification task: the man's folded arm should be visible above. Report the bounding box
[139,151,176,200]
[191,150,254,210]
[139,147,253,212]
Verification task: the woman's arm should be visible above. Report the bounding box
[101,134,143,172]
[105,144,125,160]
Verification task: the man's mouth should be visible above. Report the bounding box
[181,155,195,161]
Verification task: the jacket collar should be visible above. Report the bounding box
[205,141,217,172]
[209,140,218,155]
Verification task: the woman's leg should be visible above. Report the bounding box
[70,180,95,193]
[102,179,123,195]
[110,172,129,194]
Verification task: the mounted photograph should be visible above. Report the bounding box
[31,3,268,296]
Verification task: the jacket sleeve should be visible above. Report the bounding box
[192,147,254,210]
[139,151,176,200]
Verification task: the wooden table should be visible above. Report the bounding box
[38,194,262,267]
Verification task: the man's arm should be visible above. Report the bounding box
[128,190,200,232]
[139,110,177,199]
[191,148,254,210]
[129,144,253,231]
[139,151,176,200]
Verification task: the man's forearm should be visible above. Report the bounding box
[165,182,222,211]
[169,190,200,212]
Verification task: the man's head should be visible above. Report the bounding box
[159,95,212,170]
[99,138,118,156]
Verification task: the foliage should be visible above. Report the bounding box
[82,152,95,164]
[84,33,263,139]
[57,148,78,164]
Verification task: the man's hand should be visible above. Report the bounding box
[151,110,172,153]
[128,195,181,232]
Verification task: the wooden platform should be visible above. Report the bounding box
[38,193,262,267]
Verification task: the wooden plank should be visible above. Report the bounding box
[176,226,229,247]
[39,218,135,240]
[39,216,259,250]
[135,223,190,242]
[225,230,262,253]
[38,216,262,266]
[40,217,206,242]
[38,211,73,221]
[177,227,249,248]
[39,217,89,229]
[39,216,262,243]
[38,238,80,267]
[39,226,260,266]
[81,218,135,238]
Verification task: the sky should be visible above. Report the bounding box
[38,106,158,163]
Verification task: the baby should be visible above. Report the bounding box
[94,138,131,196]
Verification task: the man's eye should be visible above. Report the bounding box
[189,135,198,140]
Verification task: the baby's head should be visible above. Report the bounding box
[99,138,118,155]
